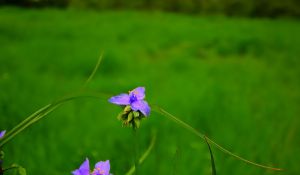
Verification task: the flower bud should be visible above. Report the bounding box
[127,112,133,122]
[133,111,140,118]
[133,118,141,129]
[124,105,131,113]
[116,106,147,129]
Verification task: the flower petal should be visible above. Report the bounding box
[130,87,145,100]
[95,160,110,175]
[72,158,90,175]
[131,100,150,116]
[108,93,130,105]
[0,130,6,139]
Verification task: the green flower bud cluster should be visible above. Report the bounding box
[117,106,146,129]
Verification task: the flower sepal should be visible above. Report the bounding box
[117,105,146,129]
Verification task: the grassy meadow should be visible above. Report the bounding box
[0,7,299,175]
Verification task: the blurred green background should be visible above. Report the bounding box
[0,1,299,175]
[1,0,300,17]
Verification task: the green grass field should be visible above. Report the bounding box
[0,7,299,175]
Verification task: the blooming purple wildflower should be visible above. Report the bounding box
[72,158,90,175]
[0,130,6,139]
[72,158,111,175]
[108,87,150,116]
[92,160,110,175]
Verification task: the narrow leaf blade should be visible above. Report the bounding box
[205,136,217,175]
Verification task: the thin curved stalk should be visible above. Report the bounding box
[0,92,110,147]
[2,164,18,172]
[125,133,156,175]
[2,104,51,142]
[1,51,106,148]
[82,53,104,89]
[0,104,59,147]
[152,105,283,171]
[204,136,217,175]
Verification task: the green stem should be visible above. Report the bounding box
[204,136,217,175]
[125,133,156,175]
[0,53,106,147]
[0,104,59,147]
[0,55,106,146]
[2,165,18,172]
[152,105,283,171]
[82,53,104,89]
[2,104,51,142]
[133,129,139,175]
[0,91,110,147]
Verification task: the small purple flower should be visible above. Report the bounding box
[108,87,150,116]
[0,130,6,139]
[92,160,110,175]
[72,158,111,175]
[72,158,90,175]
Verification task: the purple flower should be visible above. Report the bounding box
[72,158,90,175]
[0,130,6,139]
[72,158,111,175]
[108,87,150,116]
[92,160,110,175]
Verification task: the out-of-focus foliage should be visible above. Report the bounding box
[1,0,300,17]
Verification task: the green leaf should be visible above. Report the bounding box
[204,136,217,175]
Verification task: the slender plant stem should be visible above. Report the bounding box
[2,165,18,172]
[133,129,139,175]
[2,104,51,141]
[0,104,59,147]
[0,53,106,147]
[151,105,283,171]
[83,52,104,89]
[171,148,180,175]
[204,136,217,175]
[125,133,156,175]
[0,92,111,147]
